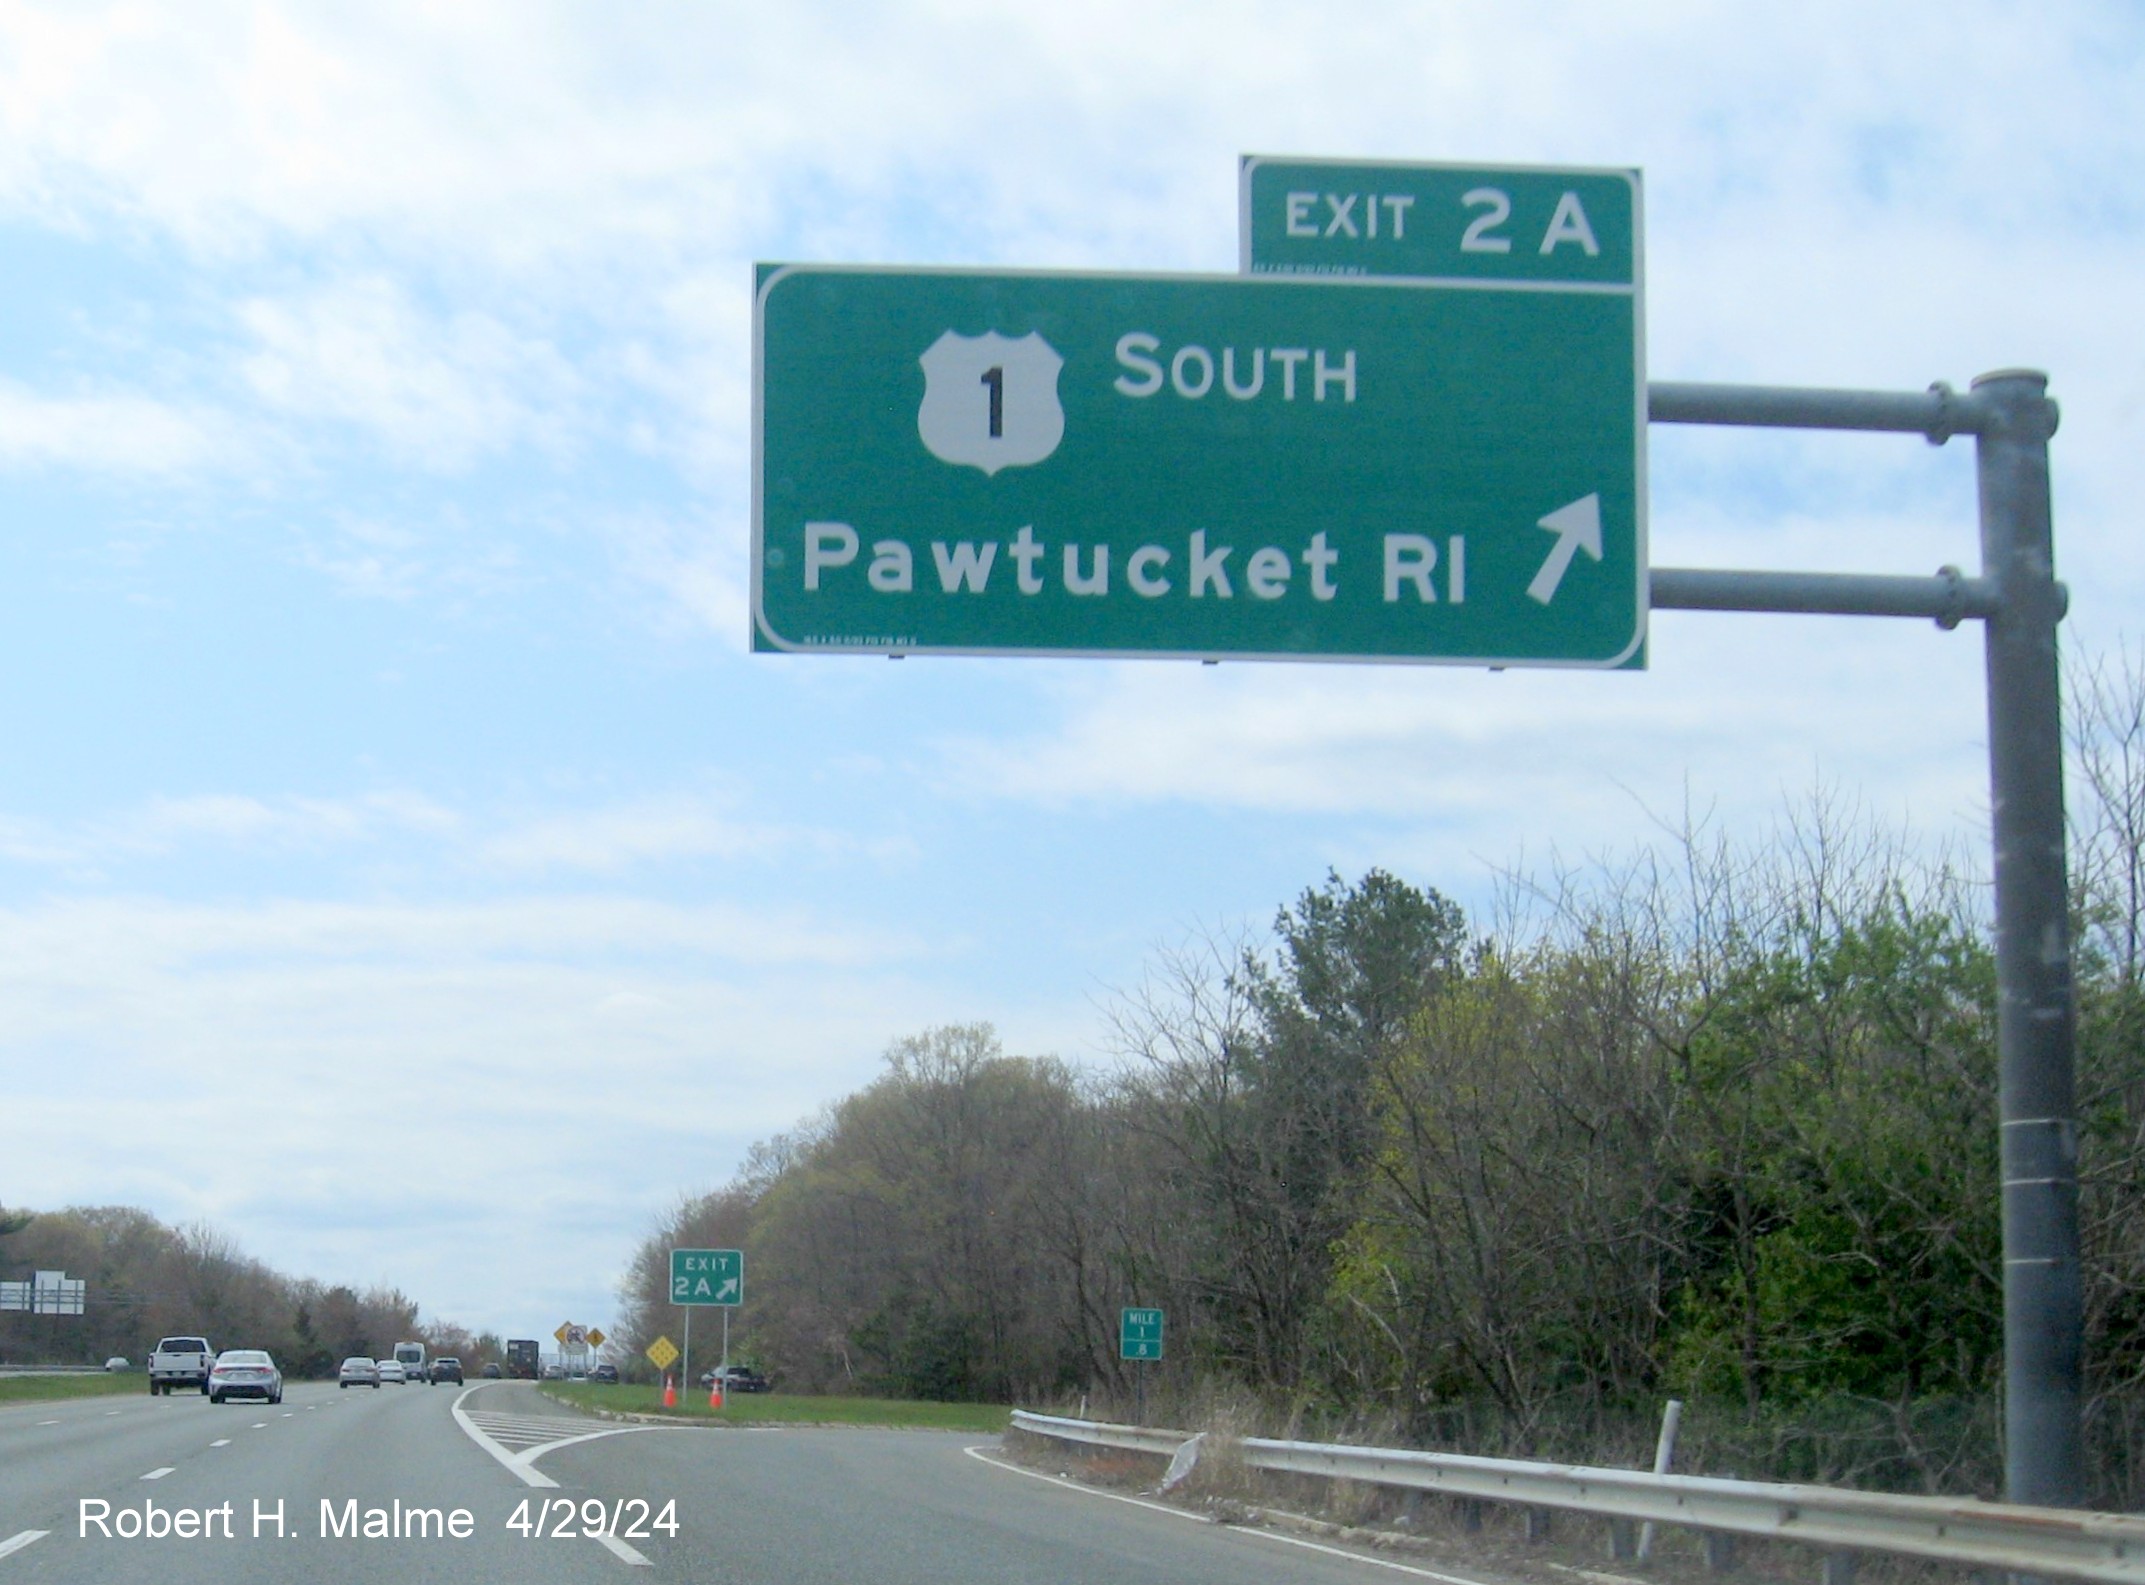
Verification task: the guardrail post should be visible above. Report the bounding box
[1458,1498,1484,1533]
[1821,1551,1858,1585]
[1975,368,2084,1509]
[1525,1507,1553,1543]
[1609,1518,1640,1562]
[1706,1532,1739,1572]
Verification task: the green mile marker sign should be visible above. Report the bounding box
[753,257,1645,668]
[671,1248,743,1308]
[1120,1307,1164,1361]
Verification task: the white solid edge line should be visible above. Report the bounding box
[593,1530,655,1567]
[0,1530,49,1560]
[961,1446,1504,1585]
[141,1467,175,1480]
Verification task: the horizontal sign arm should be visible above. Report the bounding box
[1648,379,2056,443]
[1647,566,2065,626]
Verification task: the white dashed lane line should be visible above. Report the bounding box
[0,1530,50,1560]
[211,1438,232,1447]
[34,1420,57,1427]
[141,1467,175,1481]
[250,1422,267,1430]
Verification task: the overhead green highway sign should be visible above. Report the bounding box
[1239,155,1641,289]
[671,1248,742,1307]
[1120,1307,1165,1361]
[753,262,1645,668]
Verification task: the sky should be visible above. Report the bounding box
[1,1,2140,1344]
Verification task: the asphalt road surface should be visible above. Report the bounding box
[1,1380,1503,1583]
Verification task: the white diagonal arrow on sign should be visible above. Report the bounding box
[1527,493,1603,605]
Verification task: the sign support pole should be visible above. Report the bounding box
[681,1306,691,1407]
[1647,372,2082,1507]
[1975,370,2082,1508]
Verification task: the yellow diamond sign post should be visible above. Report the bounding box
[588,1328,607,1348]
[646,1335,678,1371]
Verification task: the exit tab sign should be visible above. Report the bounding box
[1239,156,1640,289]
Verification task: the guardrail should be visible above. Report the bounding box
[1009,1410,2145,1585]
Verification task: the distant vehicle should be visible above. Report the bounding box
[208,1349,282,1405]
[148,1336,214,1396]
[338,1357,380,1389]
[480,1362,503,1379]
[699,1365,770,1393]
[376,1359,408,1384]
[393,1340,428,1385]
[590,1364,619,1384]
[505,1338,541,1379]
[541,1363,565,1380]
[429,1356,463,1384]
[103,1356,130,1372]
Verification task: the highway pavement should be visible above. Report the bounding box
[2,1379,1507,1582]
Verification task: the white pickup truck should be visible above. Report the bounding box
[148,1335,214,1396]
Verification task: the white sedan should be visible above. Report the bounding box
[207,1350,283,1405]
[376,1359,408,1384]
[337,1357,380,1388]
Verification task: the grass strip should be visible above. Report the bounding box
[0,1373,143,1404]
[542,1383,1009,1432]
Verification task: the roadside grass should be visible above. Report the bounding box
[540,1383,1009,1432]
[0,1373,142,1405]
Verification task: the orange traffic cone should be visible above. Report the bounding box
[661,1374,676,1409]
[709,1380,724,1409]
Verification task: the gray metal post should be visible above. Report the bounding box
[1974,369,2083,1508]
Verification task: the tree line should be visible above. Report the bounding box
[0,1204,497,1377]
[619,650,2145,1503]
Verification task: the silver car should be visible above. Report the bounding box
[208,1349,283,1405]
[337,1356,380,1389]
[376,1359,408,1384]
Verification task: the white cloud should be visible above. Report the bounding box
[237,277,580,469]
[604,508,751,645]
[478,790,906,874]
[936,600,1993,869]
[0,887,945,1332]
[0,377,230,474]
[0,790,458,871]
[132,790,460,847]
[0,783,917,882]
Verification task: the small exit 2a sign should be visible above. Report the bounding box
[671,1248,743,1307]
